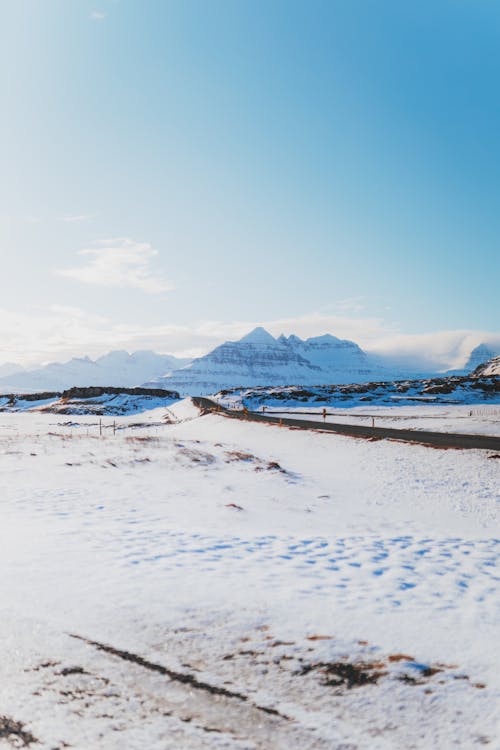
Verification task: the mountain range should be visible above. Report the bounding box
[147,329,500,396]
[145,327,411,395]
[0,350,190,394]
[1,329,498,395]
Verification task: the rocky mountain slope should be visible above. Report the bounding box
[278,332,376,379]
[473,355,500,377]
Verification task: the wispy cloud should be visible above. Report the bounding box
[56,238,173,294]
[58,213,96,223]
[90,10,106,21]
[332,297,367,315]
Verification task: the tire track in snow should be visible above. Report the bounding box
[69,633,290,719]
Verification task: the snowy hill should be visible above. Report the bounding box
[473,355,500,377]
[0,386,180,415]
[217,372,500,410]
[0,350,191,393]
[145,327,387,396]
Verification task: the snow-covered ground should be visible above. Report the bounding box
[0,400,499,748]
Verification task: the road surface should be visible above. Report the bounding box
[192,397,500,452]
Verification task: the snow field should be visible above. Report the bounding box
[0,402,498,748]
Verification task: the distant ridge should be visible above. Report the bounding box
[0,350,191,393]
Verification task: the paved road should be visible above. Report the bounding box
[192,397,500,452]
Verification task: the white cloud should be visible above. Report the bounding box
[365,330,500,371]
[58,214,96,223]
[56,238,173,294]
[90,10,106,21]
[260,313,500,370]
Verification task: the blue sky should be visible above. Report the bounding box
[0,0,499,367]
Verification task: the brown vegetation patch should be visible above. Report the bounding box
[0,716,38,747]
[225,451,257,463]
[388,653,415,663]
[178,447,216,465]
[306,635,334,641]
[125,436,160,443]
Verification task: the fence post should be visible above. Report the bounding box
[99,418,102,437]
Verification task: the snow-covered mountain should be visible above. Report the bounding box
[145,327,388,396]
[0,350,191,393]
[464,344,499,371]
[0,362,25,378]
[472,355,500,377]
[278,333,376,380]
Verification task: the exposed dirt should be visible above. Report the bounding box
[0,716,38,747]
[299,660,386,688]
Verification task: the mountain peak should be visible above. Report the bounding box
[305,334,343,345]
[279,334,303,346]
[238,327,276,345]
